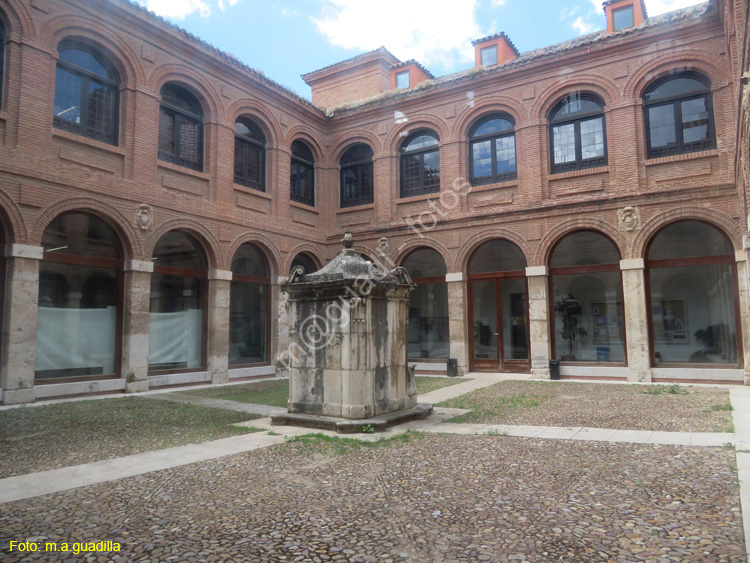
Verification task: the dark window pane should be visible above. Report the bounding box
[552,123,576,164]
[422,150,440,191]
[340,144,373,164]
[481,46,497,66]
[232,243,269,277]
[179,118,200,167]
[402,248,447,278]
[472,140,492,178]
[648,105,676,148]
[161,84,202,117]
[496,135,516,174]
[472,280,498,360]
[291,253,317,275]
[158,108,175,155]
[229,281,267,365]
[235,118,264,143]
[42,212,121,259]
[612,5,634,31]
[551,231,620,267]
[85,80,116,141]
[552,95,602,120]
[403,134,438,152]
[681,97,710,144]
[291,140,314,162]
[152,231,207,270]
[474,118,513,137]
[648,221,733,260]
[645,76,707,102]
[408,282,449,360]
[54,67,82,125]
[580,117,604,159]
[469,239,526,274]
[59,48,111,79]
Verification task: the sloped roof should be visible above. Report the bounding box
[301,47,401,82]
[390,60,435,79]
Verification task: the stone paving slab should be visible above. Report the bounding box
[416,373,518,404]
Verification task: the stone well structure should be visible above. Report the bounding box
[272,231,431,430]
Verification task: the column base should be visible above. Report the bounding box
[211,371,229,385]
[744,371,750,386]
[125,378,149,393]
[531,367,551,380]
[2,388,35,405]
[627,369,652,383]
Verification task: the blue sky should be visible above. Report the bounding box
[135,0,704,99]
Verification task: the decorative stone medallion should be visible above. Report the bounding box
[618,206,641,232]
[135,204,153,231]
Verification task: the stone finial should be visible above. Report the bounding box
[135,204,153,231]
[341,230,354,249]
[618,206,641,232]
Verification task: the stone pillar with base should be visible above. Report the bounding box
[527,266,552,379]
[273,231,429,431]
[738,238,750,386]
[207,269,232,385]
[1,244,43,404]
[446,272,468,374]
[121,260,153,393]
[621,259,652,383]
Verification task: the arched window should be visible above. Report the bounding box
[158,83,203,171]
[400,131,440,197]
[290,140,315,206]
[550,231,624,364]
[340,144,374,208]
[402,249,449,360]
[468,240,529,372]
[234,117,265,191]
[230,244,270,366]
[54,41,119,145]
[149,231,207,372]
[290,252,318,275]
[644,72,715,158]
[549,93,606,173]
[647,221,739,366]
[469,115,517,185]
[36,212,123,381]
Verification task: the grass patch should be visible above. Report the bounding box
[415,376,465,395]
[285,431,422,455]
[441,393,543,423]
[704,403,734,413]
[0,397,262,478]
[640,383,688,395]
[184,378,290,407]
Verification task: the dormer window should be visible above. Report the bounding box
[481,46,497,67]
[396,70,410,89]
[613,5,634,30]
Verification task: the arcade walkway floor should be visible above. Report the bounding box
[0,376,747,562]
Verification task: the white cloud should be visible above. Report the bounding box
[491,0,507,5]
[312,0,484,70]
[136,0,243,20]
[561,6,580,19]
[644,0,703,16]
[571,16,597,34]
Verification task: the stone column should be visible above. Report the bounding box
[620,259,652,383]
[273,277,289,375]
[526,266,551,379]
[738,239,750,386]
[121,260,153,393]
[1,245,43,405]
[446,273,468,374]
[207,270,232,384]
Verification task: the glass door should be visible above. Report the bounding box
[471,280,499,371]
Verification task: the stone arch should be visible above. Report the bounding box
[145,219,222,270]
[0,188,27,243]
[330,132,382,163]
[149,64,223,122]
[32,198,140,260]
[227,232,282,278]
[536,217,625,267]
[455,229,532,274]
[384,114,449,154]
[226,100,282,147]
[532,75,620,120]
[284,125,327,163]
[452,95,528,139]
[40,15,145,87]
[633,207,742,259]
[0,0,36,41]
[624,50,726,100]
[286,243,324,274]
[392,238,451,271]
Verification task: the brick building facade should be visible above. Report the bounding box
[0,0,747,405]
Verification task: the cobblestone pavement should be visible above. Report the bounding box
[438,381,733,432]
[0,434,744,562]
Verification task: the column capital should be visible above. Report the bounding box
[525,266,548,277]
[736,249,747,263]
[6,244,43,260]
[620,258,645,270]
[208,269,232,281]
[445,272,464,282]
[124,260,154,273]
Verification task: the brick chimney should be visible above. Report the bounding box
[390,60,434,90]
[301,47,400,109]
[603,0,647,33]
[471,32,519,68]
